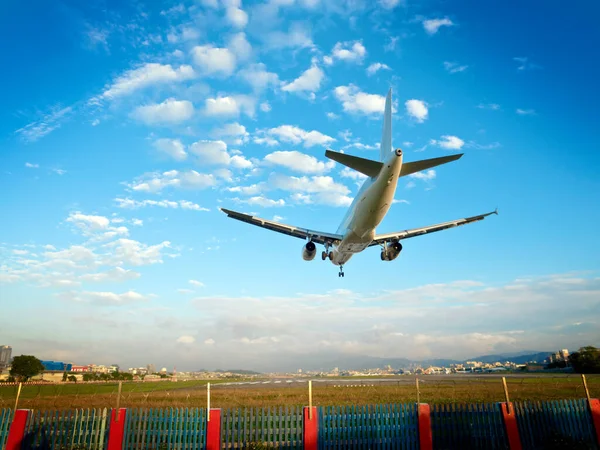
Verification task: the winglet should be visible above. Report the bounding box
[494,207,499,215]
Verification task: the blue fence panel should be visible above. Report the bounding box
[221,405,302,449]
[514,399,598,450]
[21,408,109,449]
[318,403,419,450]
[430,403,508,450]
[123,407,206,450]
[0,408,13,450]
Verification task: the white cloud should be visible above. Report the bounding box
[334,85,388,115]
[101,63,195,99]
[189,279,205,287]
[13,249,29,256]
[228,32,252,60]
[189,140,230,165]
[67,212,111,231]
[115,198,209,211]
[477,103,500,110]
[408,169,436,181]
[51,168,67,175]
[260,102,271,112]
[270,173,353,207]
[422,17,455,35]
[327,112,339,120]
[127,170,218,193]
[367,62,391,76]
[25,162,39,168]
[15,105,73,143]
[384,36,400,52]
[226,183,266,195]
[153,138,187,161]
[516,108,536,115]
[429,135,464,150]
[238,63,279,92]
[77,290,148,305]
[264,151,335,174]
[443,61,468,73]
[343,142,378,151]
[262,22,313,50]
[105,239,172,266]
[281,64,324,93]
[210,122,249,145]
[340,166,367,181]
[226,6,248,28]
[177,335,196,344]
[204,95,255,118]
[266,125,335,148]
[204,338,215,345]
[513,57,541,71]
[325,40,366,65]
[80,267,141,283]
[405,99,428,122]
[131,98,194,125]
[191,45,237,76]
[379,0,401,9]
[234,196,286,208]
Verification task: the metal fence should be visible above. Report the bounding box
[221,406,303,449]
[1,400,599,449]
[318,404,419,450]
[0,409,12,450]
[21,408,110,450]
[124,408,207,450]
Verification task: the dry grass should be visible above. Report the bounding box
[1,375,598,411]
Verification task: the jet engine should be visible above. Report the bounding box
[380,241,402,261]
[302,241,317,261]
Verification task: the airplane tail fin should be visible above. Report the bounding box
[380,88,393,162]
[399,153,464,177]
[325,149,383,178]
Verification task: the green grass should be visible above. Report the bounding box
[1,375,598,411]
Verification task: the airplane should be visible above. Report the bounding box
[220,88,497,277]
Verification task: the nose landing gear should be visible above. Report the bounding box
[338,265,344,277]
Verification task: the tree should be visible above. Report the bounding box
[9,355,45,382]
[68,375,77,382]
[569,346,600,374]
[62,371,68,382]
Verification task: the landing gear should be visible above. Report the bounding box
[322,242,333,260]
[338,265,344,277]
[321,251,328,260]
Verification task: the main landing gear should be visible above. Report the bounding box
[321,242,333,261]
[338,265,344,277]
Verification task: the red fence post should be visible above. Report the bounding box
[6,409,30,450]
[589,398,600,445]
[107,408,127,450]
[500,402,522,450]
[418,403,432,450]
[206,408,221,450]
[303,406,318,450]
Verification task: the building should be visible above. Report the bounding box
[41,360,73,371]
[147,364,156,374]
[71,365,89,372]
[0,346,12,369]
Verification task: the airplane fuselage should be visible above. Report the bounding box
[330,150,403,266]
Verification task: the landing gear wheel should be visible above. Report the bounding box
[338,265,344,277]
[321,251,327,260]
[328,251,334,260]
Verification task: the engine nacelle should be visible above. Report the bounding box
[302,241,317,261]
[380,241,402,261]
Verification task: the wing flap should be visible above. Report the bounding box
[399,153,463,178]
[220,208,343,245]
[370,209,497,245]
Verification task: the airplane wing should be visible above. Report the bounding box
[220,208,343,245]
[370,209,498,246]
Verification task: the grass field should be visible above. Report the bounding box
[1,375,599,411]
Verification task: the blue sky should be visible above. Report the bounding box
[1,0,599,372]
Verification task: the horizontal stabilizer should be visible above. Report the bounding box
[325,150,383,178]
[399,153,463,178]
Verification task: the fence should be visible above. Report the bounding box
[3,399,600,450]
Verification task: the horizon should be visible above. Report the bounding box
[1,0,599,373]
